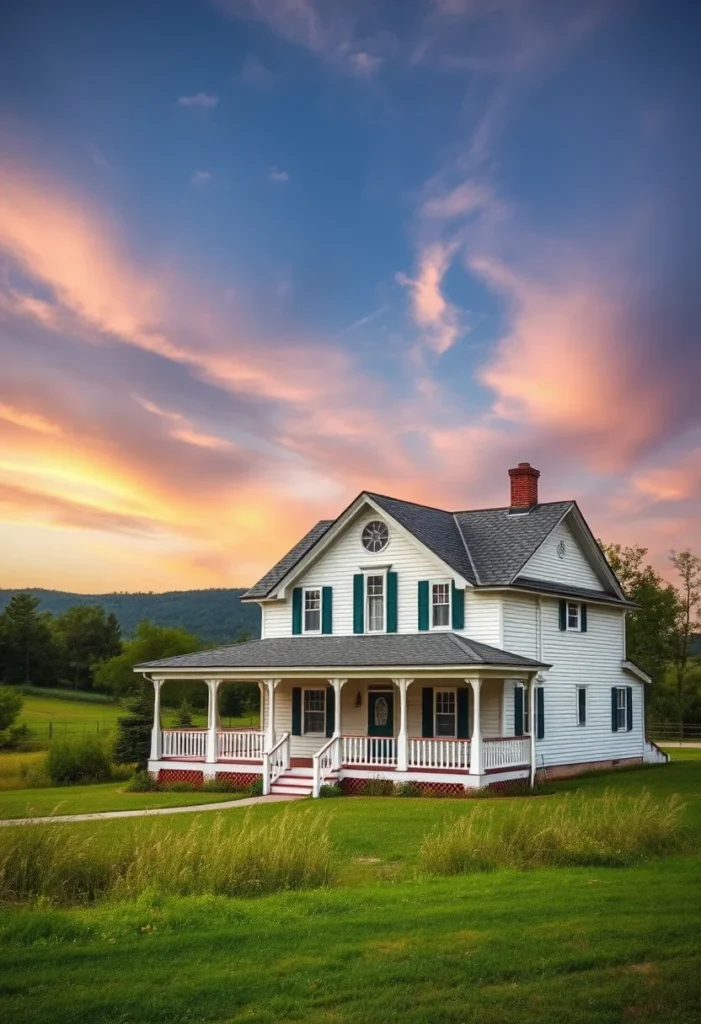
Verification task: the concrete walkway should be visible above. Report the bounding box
[0,793,304,827]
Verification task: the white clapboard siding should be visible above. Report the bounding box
[463,591,503,646]
[521,518,604,590]
[536,600,642,766]
[262,508,460,638]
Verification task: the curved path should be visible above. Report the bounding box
[0,793,303,827]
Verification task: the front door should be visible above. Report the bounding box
[367,690,394,737]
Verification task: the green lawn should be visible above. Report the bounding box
[0,752,699,1023]
[0,780,249,818]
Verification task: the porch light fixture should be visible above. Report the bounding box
[354,691,362,708]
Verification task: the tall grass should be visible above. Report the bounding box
[0,809,333,905]
[419,790,687,875]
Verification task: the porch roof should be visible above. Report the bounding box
[135,632,548,674]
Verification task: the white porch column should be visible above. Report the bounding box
[330,678,347,770]
[394,678,412,771]
[149,678,163,761]
[264,678,280,752]
[258,681,266,736]
[468,677,483,775]
[206,679,222,764]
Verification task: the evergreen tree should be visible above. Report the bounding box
[0,593,61,685]
[173,697,194,727]
[54,604,123,690]
[104,612,123,659]
[114,682,155,767]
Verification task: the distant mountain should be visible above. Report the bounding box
[0,588,261,645]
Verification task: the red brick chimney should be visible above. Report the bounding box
[509,462,540,509]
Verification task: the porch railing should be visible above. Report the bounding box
[408,737,471,770]
[482,737,530,769]
[312,735,339,798]
[342,735,396,767]
[217,729,264,761]
[161,729,207,759]
[262,732,290,795]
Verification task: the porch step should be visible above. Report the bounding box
[270,770,339,797]
[271,783,313,796]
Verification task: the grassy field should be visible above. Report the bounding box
[17,691,258,743]
[0,751,698,1023]
[0,780,248,817]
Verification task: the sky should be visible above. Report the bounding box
[0,0,699,594]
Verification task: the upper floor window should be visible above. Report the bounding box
[362,520,389,553]
[303,688,326,734]
[431,581,451,628]
[366,574,385,632]
[303,588,321,633]
[566,602,580,630]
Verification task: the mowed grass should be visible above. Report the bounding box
[0,780,248,818]
[0,755,699,1022]
[1,858,700,1023]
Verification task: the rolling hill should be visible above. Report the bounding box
[0,588,261,645]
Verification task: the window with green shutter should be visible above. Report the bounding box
[452,583,465,630]
[418,581,429,631]
[321,586,333,634]
[292,588,303,635]
[353,574,364,634]
[387,572,398,633]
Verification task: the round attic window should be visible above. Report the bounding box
[362,520,389,553]
[557,539,567,559]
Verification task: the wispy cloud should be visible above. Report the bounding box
[397,242,463,355]
[268,165,290,182]
[191,170,213,186]
[239,53,274,87]
[177,92,219,110]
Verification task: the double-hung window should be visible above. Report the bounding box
[518,684,530,734]
[435,690,457,737]
[615,687,627,731]
[576,686,587,726]
[303,588,321,633]
[566,602,580,630]
[303,688,325,734]
[366,574,385,633]
[431,582,451,628]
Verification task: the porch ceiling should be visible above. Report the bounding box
[135,632,548,679]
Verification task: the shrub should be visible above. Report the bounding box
[419,790,687,875]
[46,734,113,785]
[0,809,333,905]
[361,777,395,797]
[0,687,23,731]
[160,781,196,793]
[319,783,343,798]
[246,777,264,796]
[201,778,236,793]
[0,723,37,752]
[124,770,158,792]
[395,781,423,798]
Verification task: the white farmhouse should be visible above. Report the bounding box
[136,462,666,797]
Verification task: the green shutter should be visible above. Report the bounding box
[558,599,567,631]
[611,687,618,732]
[291,687,302,735]
[321,586,333,634]
[626,686,633,732]
[536,686,545,739]
[457,688,469,738]
[353,574,364,634]
[581,604,588,632]
[418,581,429,631]
[421,687,434,737]
[387,572,398,633]
[514,685,524,736]
[292,588,303,635]
[452,583,465,630]
[325,686,335,738]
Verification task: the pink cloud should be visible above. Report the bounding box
[397,242,463,355]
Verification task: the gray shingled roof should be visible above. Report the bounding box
[243,520,333,600]
[136,633,547,672]
[368,493,477,583]
[241,490,624,604]
[454,501,573,585]
[511,576,637,607]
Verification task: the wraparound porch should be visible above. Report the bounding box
[148,675,539,796]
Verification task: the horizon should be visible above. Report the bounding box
[1,0,699,592]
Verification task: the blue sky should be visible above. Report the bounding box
[0,0,699,591]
